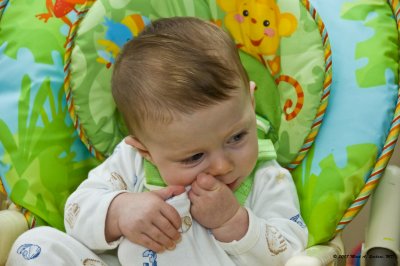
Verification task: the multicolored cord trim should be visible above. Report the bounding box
[63,0,105,161]
[287,0,332,171]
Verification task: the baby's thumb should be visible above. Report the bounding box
[197,173,219,191]
[152,186,186,200]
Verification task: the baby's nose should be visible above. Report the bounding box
[208,154,234,178]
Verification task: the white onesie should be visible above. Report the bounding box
[7,139,307,266]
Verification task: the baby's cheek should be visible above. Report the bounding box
[182,175,197,187]
[245,140,259,173]
[164,172,197,187]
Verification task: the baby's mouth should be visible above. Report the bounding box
[227,179,238,190]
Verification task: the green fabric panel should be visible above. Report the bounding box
[240,51,281,144]
[293,143,378,246]
[275,4,325,166]
[0,76,98,230]
[341,0,399,88]
[0,1,65,64]
[0,1,99,230]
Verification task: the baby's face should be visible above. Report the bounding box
[131,85,258,192]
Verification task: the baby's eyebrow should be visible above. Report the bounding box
[228,117,252,134]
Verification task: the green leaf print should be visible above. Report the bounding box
[293,143,378,246]
[341,0,398,88]
[0,76,98,230]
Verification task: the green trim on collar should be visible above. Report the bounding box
[144,159,167,187]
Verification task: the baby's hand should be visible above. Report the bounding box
[188,173,239,229]
[105,186,185,252]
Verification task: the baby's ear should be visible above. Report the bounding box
[125,136,153,162]
[249,81,256,109]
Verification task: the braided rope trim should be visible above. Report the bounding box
[63,0,105,161]
[335,0,400,233]
[287,0,332,171]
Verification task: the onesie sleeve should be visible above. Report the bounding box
[64,139,143,252]
[217,160,308,265]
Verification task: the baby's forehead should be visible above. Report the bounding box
[143,93,253,138]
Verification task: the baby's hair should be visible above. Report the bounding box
[112,16,249,135]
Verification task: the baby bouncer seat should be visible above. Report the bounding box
[0,0,399,265]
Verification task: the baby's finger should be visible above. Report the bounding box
[152,186,185,200]
[135,233,165,253]
[188,187,199,203]
[146,224,176,250]
[160,203,182,231]
[197,173,219,191]
[189,180,203,196]
[153,215,181,243]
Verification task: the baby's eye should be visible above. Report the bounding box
[228,131,248,144]
[181,153,204,165]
